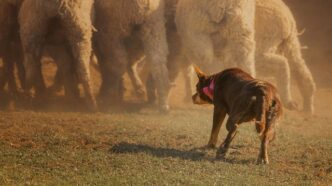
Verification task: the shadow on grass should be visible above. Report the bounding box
[110,142,206,161]
[219,157,256,165]
[110,142,257,164]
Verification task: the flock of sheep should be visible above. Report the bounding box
[0,0,316,114]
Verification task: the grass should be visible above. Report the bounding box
[0,104,331,185]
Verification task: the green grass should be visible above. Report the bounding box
[0,107,331,185]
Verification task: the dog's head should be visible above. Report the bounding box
[192,65,214,105]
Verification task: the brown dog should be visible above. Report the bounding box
[192,66,282,164]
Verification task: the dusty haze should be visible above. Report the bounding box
[285,0,332,88]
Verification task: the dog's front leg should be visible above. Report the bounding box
[207,106,227,148]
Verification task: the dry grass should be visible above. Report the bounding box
[0,62,331,185]
[0,89,331,185]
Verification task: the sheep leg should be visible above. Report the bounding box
[180,32,215,73]
[221,4,256,77]
[48,46,80,100]
[146,73,156,104]
[48,67,64,95]
[127,61,146,98]
[256,53,298,110]
[3,52,17,95]
[61,4,97,112]
[15,45,26,91]
[284,36,316,114]
[0,53,16,110]
[99,33,130,107]
[182,62,194,102]
[0,60,5,92]
[141,16,170,112]
[19,3,47,99]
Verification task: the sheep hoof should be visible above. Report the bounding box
[159,104,170,114]
[303,102,314,115]
[135,88,146,99]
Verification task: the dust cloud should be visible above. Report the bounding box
[285,0,332,88]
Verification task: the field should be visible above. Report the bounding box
[0,67,331,185]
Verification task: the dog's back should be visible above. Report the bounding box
[216,68,282,137]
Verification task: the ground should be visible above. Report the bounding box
[0,62,331,185]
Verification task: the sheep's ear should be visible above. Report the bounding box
[193,65,206,79]
[207,0,226,23]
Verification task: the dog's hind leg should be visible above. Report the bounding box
[257,135,270,165]
[257,123,276,165]
[257,101,279,164]
[207,106,227,148]
[216,117,239,159]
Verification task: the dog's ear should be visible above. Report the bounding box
[193,65,206,79]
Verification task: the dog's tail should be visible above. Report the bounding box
[256,95,282,140]
[255,95,267,137]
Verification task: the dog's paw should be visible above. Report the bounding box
[216,148,228,160]
[205,143,217,149]
[285,101,299,111]
[215,153,226,161]
[194,144,216,151]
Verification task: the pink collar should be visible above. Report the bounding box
[203,79,215,100]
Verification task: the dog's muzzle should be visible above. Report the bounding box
[192,93,208,105]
